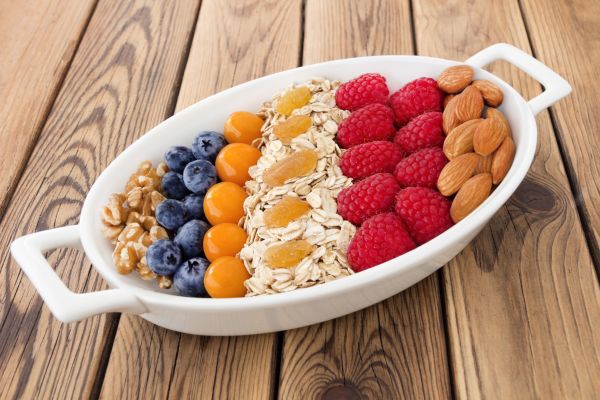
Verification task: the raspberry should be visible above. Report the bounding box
[394,147,447,189]
[335,73,389,111]
[337,173,399,225]
[395,187,453,244]
[337,103,395,148]
[389,78,444,125]
[347,212,416,272]
[340,141,404,180]
[394,111,444,153]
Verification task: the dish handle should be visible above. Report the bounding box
[465,43,571,115]
[10,225,147,322]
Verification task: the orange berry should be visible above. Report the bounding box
[203,223,248,262]
[204,182,247,225]
[224,111,264,144]
[215,143,261,186]
[205,256,250,298]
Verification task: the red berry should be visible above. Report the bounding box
[394,147,447,189]
[340,141,404,180]
[389,78,444,125]
[395,187,453,244]
[336,73,389,111]
[337,173,399,225]
[347,212,416,272]
[337,104,395,148]
[394,111,444,153]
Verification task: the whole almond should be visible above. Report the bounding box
[475,154,493,174]
[486,107,512,138]
[438,65,474,93]
[454,85,484,122]
[443,95,461,134]
[491,136,515,184]
[473,117,507,156]
[450,173,493,223]
[472,80,503,107]
[443,94,455,109]
[437,152,480,196]
[444,119,482,159]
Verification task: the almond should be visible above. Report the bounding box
[454,85,484,122]
[491,136,515,184]
[443,94,455,109]
[443,119,482,159]
[473,116,507,156]
[450,173,492,223]
[443,95,461,134]
[475,154,493,174]
[486,107,512,138]
[437,152,480,196]
[472,80,503,107]
[438,65,473,93]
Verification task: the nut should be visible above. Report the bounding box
[454,85,484,122]
[101,193,127,226]
[486,107,512,138]
[437,65,473,93]
[443,95,461,134]
[118,223,144,243]
[473,116,508,156]
[450,173,492,223]
[157,275,173,289]
[443,94,455,109]
[472,80,503,107]
[149,225,169,241]
[443,119,482,159]
[113,242,138,274]
[491,136,515,184]
[102,223,123,242]
[127,187,143,210]
[437,152,480,196]
[475,154,493,174]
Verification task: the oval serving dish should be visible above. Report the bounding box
[11,44,571,336]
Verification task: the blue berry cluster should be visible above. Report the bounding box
[148,131,225,297]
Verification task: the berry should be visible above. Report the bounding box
[335,73,389,111]
[146,240,182,276]
[192,131,226,162]
[204,182,247,225]
[174,219,210,259]
[183,160,217,195]
[183,194,204,220]
[215,143,261,186]
[156,199,187,230]
[339,141,404,179]
[336,103,395,148]
[389,78,444,125]
[224,111,264,144]
[395,187,453,244]
[161,171,189,200]
[347,212,416,272]
[337,173,400,225]
[394,147,447,189]
[394,111,444,153]
[174,257,210,297]
[203,223,248,262]
[204,256,250,298]
[164,146,195,173]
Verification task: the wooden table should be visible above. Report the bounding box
[1,0,598,398]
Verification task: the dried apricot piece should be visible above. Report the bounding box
[273,115,312,144]
[264,196,310,228]
[276,87,312,116]
[263,149,319,187]
[264,240,314,268]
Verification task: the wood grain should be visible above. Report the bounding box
[0,0,96,217]
[100,1,303,399]
[412,0,600,398]
[278,1,452,399]
[0,0,200,398]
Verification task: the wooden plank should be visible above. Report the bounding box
[412,0,600,398]
[0,0,97,216]
[0,0,200,398]
[100,1,303,398]
[278,1,452,399]
[520,0,600,269]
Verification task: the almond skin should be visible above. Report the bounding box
[473,116,508,156]
[491,136,515,184]
[443,94,455,109]
[437,152,480,196]
[472,80,503,107]
[443,95,461,134]
[438,65,474,93]
[486,107,512,138]
[454,85,484,122]
[443,119,482,159]
[450,173,492,223]
[475,154,493,174]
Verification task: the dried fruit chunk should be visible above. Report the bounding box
[263,149,319,187]
[437,152,480,196]
[491,136,515,184]
[450,173,492,223]
[276,87,312,116]
[264,240,314,268]
[437,65,474,93]
[472,80,503,107]
[264,196,310,228]
[273,115,312,144]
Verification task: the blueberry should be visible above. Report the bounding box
[146,240,182,276]
[164,146,195,173]
[174,219,209,259]
[173,257,209,297]
[156,199,187,230]
[161,171,190,200]
[183,194,205,219]
[192,131,226,162]
[183,160,217,195]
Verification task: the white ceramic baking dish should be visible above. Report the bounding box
[11,44,570,335]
